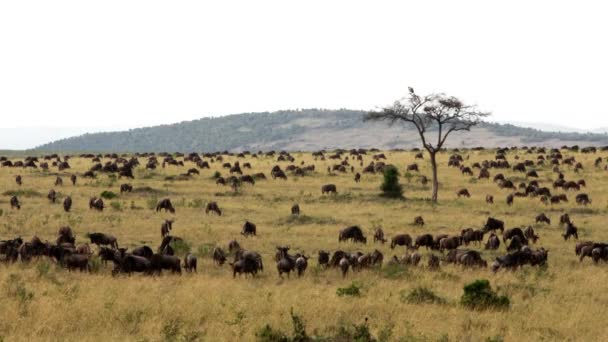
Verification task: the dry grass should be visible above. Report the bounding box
[0,149,607,341]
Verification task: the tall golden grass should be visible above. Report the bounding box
[0,149,606,341]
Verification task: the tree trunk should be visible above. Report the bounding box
[430,151,438,203]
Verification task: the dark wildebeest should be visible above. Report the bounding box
[228,240,241,253]
[390,234,412,249]
[205,201,222,216]
[62,254,90,272]
[132,245,154,259]
[184,253,197,272]
[524,226,539,243]
[339,257,349,278]
[240,175,255,185]
[150,254,181,275]
[536,213,550,224]
[415,234,434,249]
[428,254,440,270]
[232,249,264,277]
[10,196,21,209]
[116,254,152,275]
[161,219,174,238]
[89,197,104,211]
[506,193,514,206]
[212,247,227,265]
[16,175,22,186]
[70,174,77,185]
[156,198,175,213]
[55,176,63,186]
[120,184,133,193]
[63,196,72,212]
[414,216,425,226]
[47,189,57,203]
[503,227,527,244]
[457,188,471,198]
[291,204,300,216]
[483,217,505,233]
[406,163,419,172]
[354,172,361,183]
[86,232,118,248]
[276,246,296,278]
[373,228,386,244]
[560,213,571,225]
[507,235,525,252]
[439,236,462,251]
[478,168,490,179]
[321,184,337,194]
[317,250,330,268]
[57,226,75,245]
[462,229,484,246]
[485,233,500,250]
[563,222,579,240]
[242,221,257,236]
[576,193,591,205]
[486,195,494,204]
[338,226,367,244]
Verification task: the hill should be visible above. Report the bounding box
[34,109,608,152]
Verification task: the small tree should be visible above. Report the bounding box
[365,87,490,203]
[380,165,403,198]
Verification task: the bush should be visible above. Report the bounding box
[110,201,122,211]
[460,279,510,310]
[380,165,403,198]
[100,191,118,199]
[401,287,445,305]
[337,282,362,297]
[170,239,191,256]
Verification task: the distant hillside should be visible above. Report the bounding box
[35,109,608,152]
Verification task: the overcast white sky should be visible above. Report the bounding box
[1,1,607,148]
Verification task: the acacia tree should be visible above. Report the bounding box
[365,87,490,203]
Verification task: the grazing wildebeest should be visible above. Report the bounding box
[415,234,434,249]
[184,253,197,272]
[456,188,470,198]
[486,195,494,204]
[576,193,591,205]
[439,236,462,251]
[242,221,257,236]
[560,213,571,225]
[524,226,539,243]
[86,232,118,248]
[15,175,22,186]
[10,196,21,210]
[485,233,500,250]
[462,229,484,246]
[120,183,133,193]
[354,172,361,183]
[47,189,57,203]
[503,227,527,244]
[212,247,227,265]
[240,175,255,185]
[57,226,75,245]
[563,222,579,240]
[478,168,490,179]
[89,197,104,211]
[339,226,367,244]
[458,250,487,268]
[232,249,264,277]
[63,196,72,212]
[70,174,77,185]
[156,198,175,213]
[132,245,154,259]
[205,201,222,216]
[161,219,174,238]
[291,203,300,216]
[55,176,63,186]
[228,240,241,253]
[373,228,386,244]
[483,217,505,233]
[321,184,337,194]
[506,193,514,206]
[318,250,330,267]
[390,234,412,249]
[428,254,440,269]
[536,213,550,224]
[414,216,425,226]
[62,254,90,272]
[406,163,419,172]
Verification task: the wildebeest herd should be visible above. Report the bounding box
[0,146,604,282]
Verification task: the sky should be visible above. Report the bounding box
[1,1,607,149]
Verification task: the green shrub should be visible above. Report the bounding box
[110,201,122,211]
[460,279,510,310]
[337,282,362,297]
[170,239,191,256]
[380,165,403,198]
[100,191,118,199]
[401,287,445,305]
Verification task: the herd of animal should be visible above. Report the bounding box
[0,145,604,279]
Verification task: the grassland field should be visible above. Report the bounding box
[0,148,607,342]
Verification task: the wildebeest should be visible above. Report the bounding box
[132,245,154,259]
[318,250,330,267]
[563,222,579,240]
[161,219,174,237]
[10,196,21,210]
[62,254,90,272]
[457,188,471,198]
[150,254,181,275]
[485,233,500,250]
[15,175,22,186]
[120,183,133,193]
[213,247,227,265]
[524,226,539,243]
[242,221,257,236]
[184,253,197,272]
[70,174,77,185]
[415,234,433,249]
[536,213,550,224]
[55,176,63,186]
[156,198,175,213]
[391,234,412,249]
[232,249,264,277]
[506,193,514,206]
[89,197,104,211]
[576,193,591,205]
[485,195,494,204]
[321,184,337,194]
[86,232,118,248]
[205,201,222,216]
[560,213,571,225]
[373,227,386,244]
[295,255,309,277]
[63,196,72,212]
[354,172,361,183]
[57,226,75,245]
[483,217,505,233]
[461,229,484,246]
[414,216,425,226]
[439,236,462,251]
[339,226,367,244]
[276,246,296,278]
[291,203,300,216]
[47,189,57,203]
[339,257,349,277]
